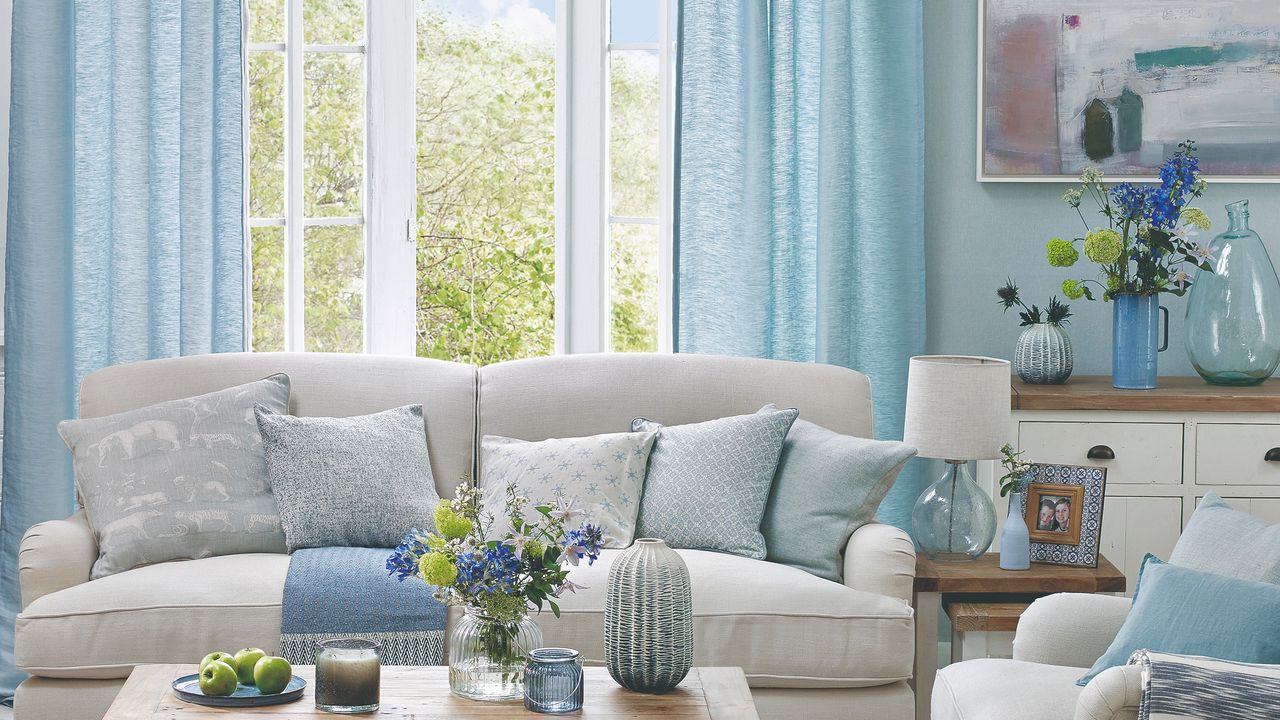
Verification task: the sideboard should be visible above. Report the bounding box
[990,375,1280,594]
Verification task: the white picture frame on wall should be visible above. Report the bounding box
[977,0,1280,183]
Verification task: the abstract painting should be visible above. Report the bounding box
[980,0,1280,181]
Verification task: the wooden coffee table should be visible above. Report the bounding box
[104,664,758,719]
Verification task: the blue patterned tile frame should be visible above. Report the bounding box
[1027,463,1108,568]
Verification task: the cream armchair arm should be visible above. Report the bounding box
[1013,592,1130,668]
[19,509,98,608]
[842,522,916,605]
[1075,665,1143,720]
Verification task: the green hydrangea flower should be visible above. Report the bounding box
[1083,228,1123,264]
[1061,279,1085,300]
[1046,237,1079,267]
[418,552,458,586]
[1181,207,1211,231]
[523,539,545,561]
[1106,276,1124,295]
[434,499,473,540]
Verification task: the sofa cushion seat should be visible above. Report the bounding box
[539,548,914,688]
[16,553,290,679]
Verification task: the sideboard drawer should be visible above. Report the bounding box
[1196,423,1280,486]
[1018,422,1183,484]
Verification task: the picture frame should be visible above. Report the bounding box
[1022,463,1107,568]
[977,0,1280,182]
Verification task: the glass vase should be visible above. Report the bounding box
[911,460,996,562]
[448,605,544,701]
[1112,293,1168,389]
[999,490,1031,571]
[1185,200,1280,386]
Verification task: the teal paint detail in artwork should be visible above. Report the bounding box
[1134,42,1261,72]
[1114,88,1143,153]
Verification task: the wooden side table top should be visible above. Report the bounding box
[914,553,1126,594]
[1010,375,1280,413]
[103,665,758,720]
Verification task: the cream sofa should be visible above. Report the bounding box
[933,593,1143,720]
[15,352,917,720]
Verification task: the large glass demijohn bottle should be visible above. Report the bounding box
[1185,200,1280,385]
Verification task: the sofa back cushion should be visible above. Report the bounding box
[78,352,477,498]
[476,353,872,442]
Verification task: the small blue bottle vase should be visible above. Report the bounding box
[999,491,1030,571]
[1112,293,1168,389]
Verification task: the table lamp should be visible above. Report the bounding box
[903,355,1011,562]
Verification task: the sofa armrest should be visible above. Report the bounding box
[1013,593,1130,668]
[19,509,97,608]
[1075,665,1142,720]
[842,522,915,605]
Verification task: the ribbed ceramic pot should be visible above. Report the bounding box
[1013,323,1073,384]
[604,538,693,693]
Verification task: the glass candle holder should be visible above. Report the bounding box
[524,648,584,714]
[315,638,380,714]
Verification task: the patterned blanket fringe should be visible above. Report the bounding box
[1129,649,1280,720]
[280,631,445,667]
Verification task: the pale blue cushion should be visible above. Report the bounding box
[632,406,798,559]
[1078,554,1280,685]
[761,415,915,581]
[1169,491,1280,585]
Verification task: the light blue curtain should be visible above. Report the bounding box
[0,0,246,699]
[675,0,925,529]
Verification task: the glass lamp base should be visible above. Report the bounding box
[911,460,996,563]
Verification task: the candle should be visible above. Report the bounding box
[315,639,380,714]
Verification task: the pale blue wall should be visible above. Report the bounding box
[924,1,1280,376]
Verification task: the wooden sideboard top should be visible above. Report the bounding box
[1011,375,1280,413]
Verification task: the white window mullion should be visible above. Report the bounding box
[657,0,675,353]
[284,0,305,352]
[558,0,609,354]
[365,0,417,356]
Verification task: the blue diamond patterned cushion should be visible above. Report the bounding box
[631,406,798,559]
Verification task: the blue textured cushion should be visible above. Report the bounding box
[1078,554,1280,685]
[631,406,798,559]
[761,414,916,581]
[1169,491,1280,585]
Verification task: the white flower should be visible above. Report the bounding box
[553,579,587,597]
[550,496,583,523]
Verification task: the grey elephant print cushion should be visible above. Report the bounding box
[58,374,291,578]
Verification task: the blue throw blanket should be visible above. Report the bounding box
[1129,650,1280,720]
[279,547,447,666]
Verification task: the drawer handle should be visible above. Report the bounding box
[1266,448,1280,462]
[1087,445,1116,460]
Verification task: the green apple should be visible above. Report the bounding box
[253,656,292,695]
[198,660,238,697]
[198,652,236,675]
[233,648,267,685]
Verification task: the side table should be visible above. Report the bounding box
[911,553,1125,720]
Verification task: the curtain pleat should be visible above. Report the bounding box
[676,0,925,530]
[0,0,246,698]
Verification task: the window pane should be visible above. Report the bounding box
[610,223,659,352]
[304,52,364,217]
[610,49,660,218]
[251,226,286,352]
[305,224,365,352]
[304,0,365,45]
[249,0,284,44]
[415,2,556,365]
[611,0,659,43]
[248,52,285,218]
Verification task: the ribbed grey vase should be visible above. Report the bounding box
[604,538,693,693]
[1014,323,1073,384]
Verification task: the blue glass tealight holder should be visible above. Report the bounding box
[523,647,583,714]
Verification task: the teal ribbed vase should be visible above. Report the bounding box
[604,539,693,693]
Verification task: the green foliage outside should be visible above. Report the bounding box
[248,0,661,361]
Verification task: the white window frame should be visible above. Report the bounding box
[250,0,675,356]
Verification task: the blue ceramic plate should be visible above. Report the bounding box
[171,674,306,707]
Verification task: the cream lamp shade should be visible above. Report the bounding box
[902,355,1011,461]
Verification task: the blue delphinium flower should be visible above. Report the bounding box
[387,529,429,581]
[1151,143,1200,229]
[454,544,522,595]
[1109,182,1153,223]
[563,524,604,566]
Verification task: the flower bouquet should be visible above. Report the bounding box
[387,483,603,700]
